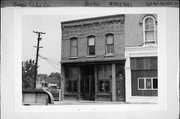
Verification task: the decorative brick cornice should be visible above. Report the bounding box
[62,15,124,30]
[61,15,125,39]
[63,19,124,30]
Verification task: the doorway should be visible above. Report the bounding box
[116,64,125,101]
[80,65,95,100]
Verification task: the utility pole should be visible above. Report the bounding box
[33,31,45,89]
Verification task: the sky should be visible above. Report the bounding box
[22,14,115,75]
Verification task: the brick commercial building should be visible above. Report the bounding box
[60,14,158,103]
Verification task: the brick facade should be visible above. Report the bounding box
[61,15,125,63]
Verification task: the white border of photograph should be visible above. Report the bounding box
[1,7,179,119]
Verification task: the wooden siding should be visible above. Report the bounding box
[130,57,158,96]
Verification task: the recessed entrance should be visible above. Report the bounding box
[80,65,95,100]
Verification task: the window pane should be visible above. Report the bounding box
[112,45,114,53]
[67,66,79,81]
[153,78,158,89]
[107,44,114,53]
[145,18,154,30]
[106,35,113,44]
[145,31,154,41]
[70,38,77,57]
[88,46,95,55]
[70,47,77,57]
[146,78,152,89]
[107,45,111,53]
[98,66,105,79]
[139,78,144,89]
[97,65,112,80]
[88,37,95,46]
[71,39,77,47]
[104,65,112,79]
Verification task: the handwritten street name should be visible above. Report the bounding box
[13,2,50,7]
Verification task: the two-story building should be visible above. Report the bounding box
[60,14,158,103]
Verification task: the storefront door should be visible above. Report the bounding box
[116,74,125,101]
[80,65,95,100]
[116,64,125,101]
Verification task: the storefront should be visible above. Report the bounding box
[61,61,125,101]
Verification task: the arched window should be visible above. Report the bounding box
[70,37,78,57]
[143,16,157,45]
[87,35,95,56]
[105,33,114,54]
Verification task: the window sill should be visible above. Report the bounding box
[86,55,96,58]
[69,56,78,59]
[104,53,115,57]
[143,41,157,45]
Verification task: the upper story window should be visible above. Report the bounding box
[87,36,95,56]
[143,16,157,45]
[70,37,78,57]
[105,33,114,54]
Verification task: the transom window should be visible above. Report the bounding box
[70,37,78,57]
[87,36,95,56]
[105,34,114,54]
[138,77,158,90]
[143,16,157,45]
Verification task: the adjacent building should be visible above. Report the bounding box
[60,14,158,103]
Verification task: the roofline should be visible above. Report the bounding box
[61,14,124,24]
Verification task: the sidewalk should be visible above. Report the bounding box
[52,100,156,105]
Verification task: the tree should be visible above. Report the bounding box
[49,72,61,79]
[22,59,36,89]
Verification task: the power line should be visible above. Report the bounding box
[39,54,60,66]
[39,54,60,70]
[42,58,60,70]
